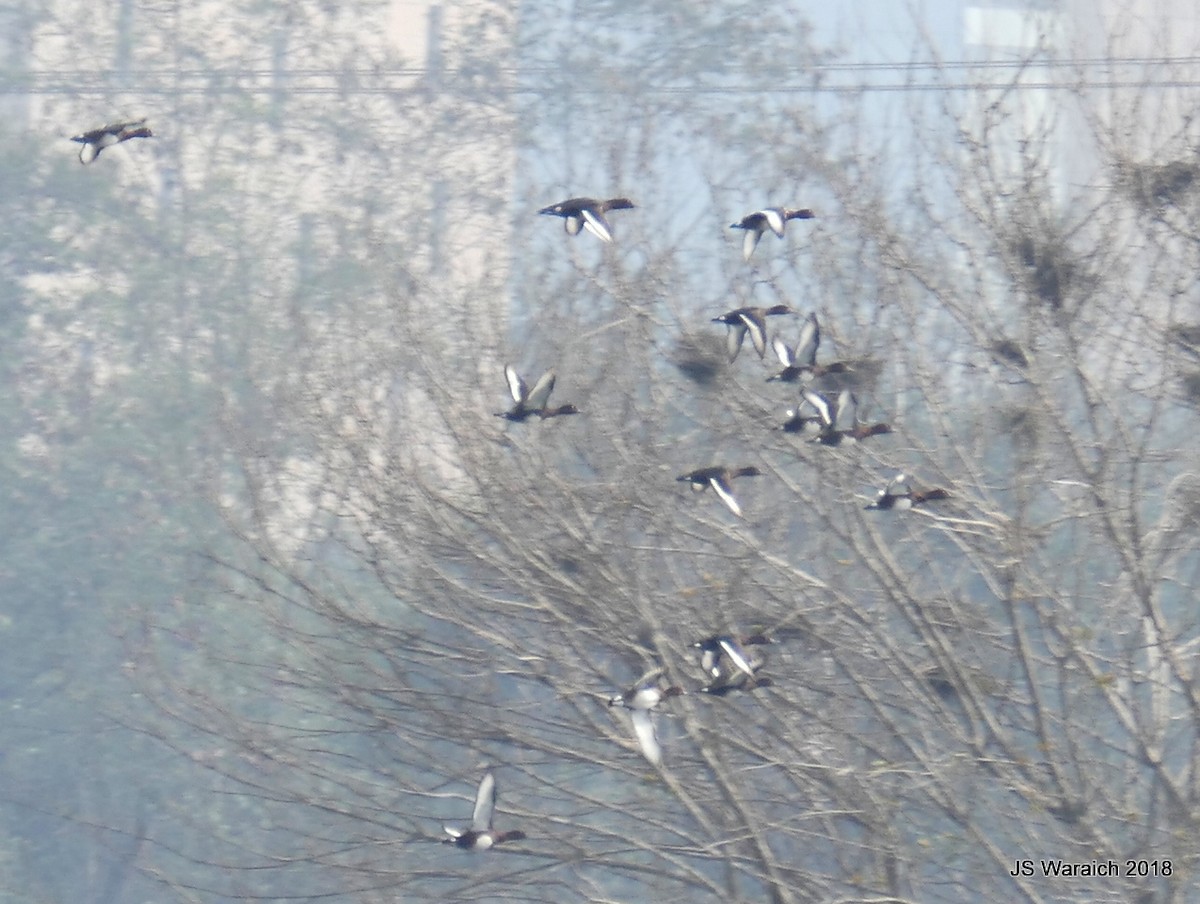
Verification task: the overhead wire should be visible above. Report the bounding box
[4,54,1200,96]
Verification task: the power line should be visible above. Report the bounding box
[13,51,1200,78]
[7,78,1200,97]
[5,54,1200,97]
[9,52,1200,79]
[800,54,1200,72]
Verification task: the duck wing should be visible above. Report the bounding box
[76,142,103,164]
[630,709,662,766]
[794,314,819,367]
[504,365,527,404]
[801,388,834,427]
[580,208,614,243]
[771,335,794,367]
[832,390,857,432]
[737,311,769,358]
[741,227,764,261]
[709,476,744,518]
[471,771,497,832]
[718,638,757,677]
[524,370,557,410]
[761,208,786,237]
[726,321,749,361]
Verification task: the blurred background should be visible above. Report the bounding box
[1,1,1199,901]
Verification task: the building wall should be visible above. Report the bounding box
[9,0,518,518]
[1086,0,1200,156]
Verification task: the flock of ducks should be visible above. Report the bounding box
[439,629,778,850]
[606,632,775,766]
[477,191,952,847]
[452,195,948,850]
[517,198,948,518]
[73,121,950,851]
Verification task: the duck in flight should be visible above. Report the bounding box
[699,639,772,695]
[538,197,635,243]
[496,365,579,421]
[730,207,814,261]
[767,312,851,382]
[71,118,153,164]
[865,473,949,510]
[780,393,826,435]
[711,305,793,362]
[677,466,762,518]
[442,771,526,850]
[805,389,891,446]
[691,634,775,680]
[609,667,683,767]
[608,667,684,710]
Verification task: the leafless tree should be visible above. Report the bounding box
[9,2,1199,903]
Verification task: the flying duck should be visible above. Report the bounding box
[609,667,682,767]
[608,667,684,711]
[677,466,762,518]
[71,118,153,164]
[496,365,579,421]
[691,634,775,680]
[442,771,526,850]
[711,304,793,362]
[767,313,851,382]
[730,207,814,261]
[700,643,772,695]
[538,197,635,243]
[865,473,950,510]
[806,389,891,446]
[780,393,826,435]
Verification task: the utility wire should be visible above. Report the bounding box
[5,54,1200,96]
[8,80,1200,96]
[9,52,1200,79]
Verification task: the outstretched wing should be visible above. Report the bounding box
[580,209,614,243]
[794,313,819,367]
[761,208,786,237]
[630,709,662,766]
[771,335,793,367]
[741,227,763,261]
[472,772,497,833]
[726,322,749,361]
[718,638,757,677]
[832,390,857,432]
[738,311,768,358]
[801,388,833,427]
[709,477,743,518]
[504,365,527,404]
[524,370,557,410]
